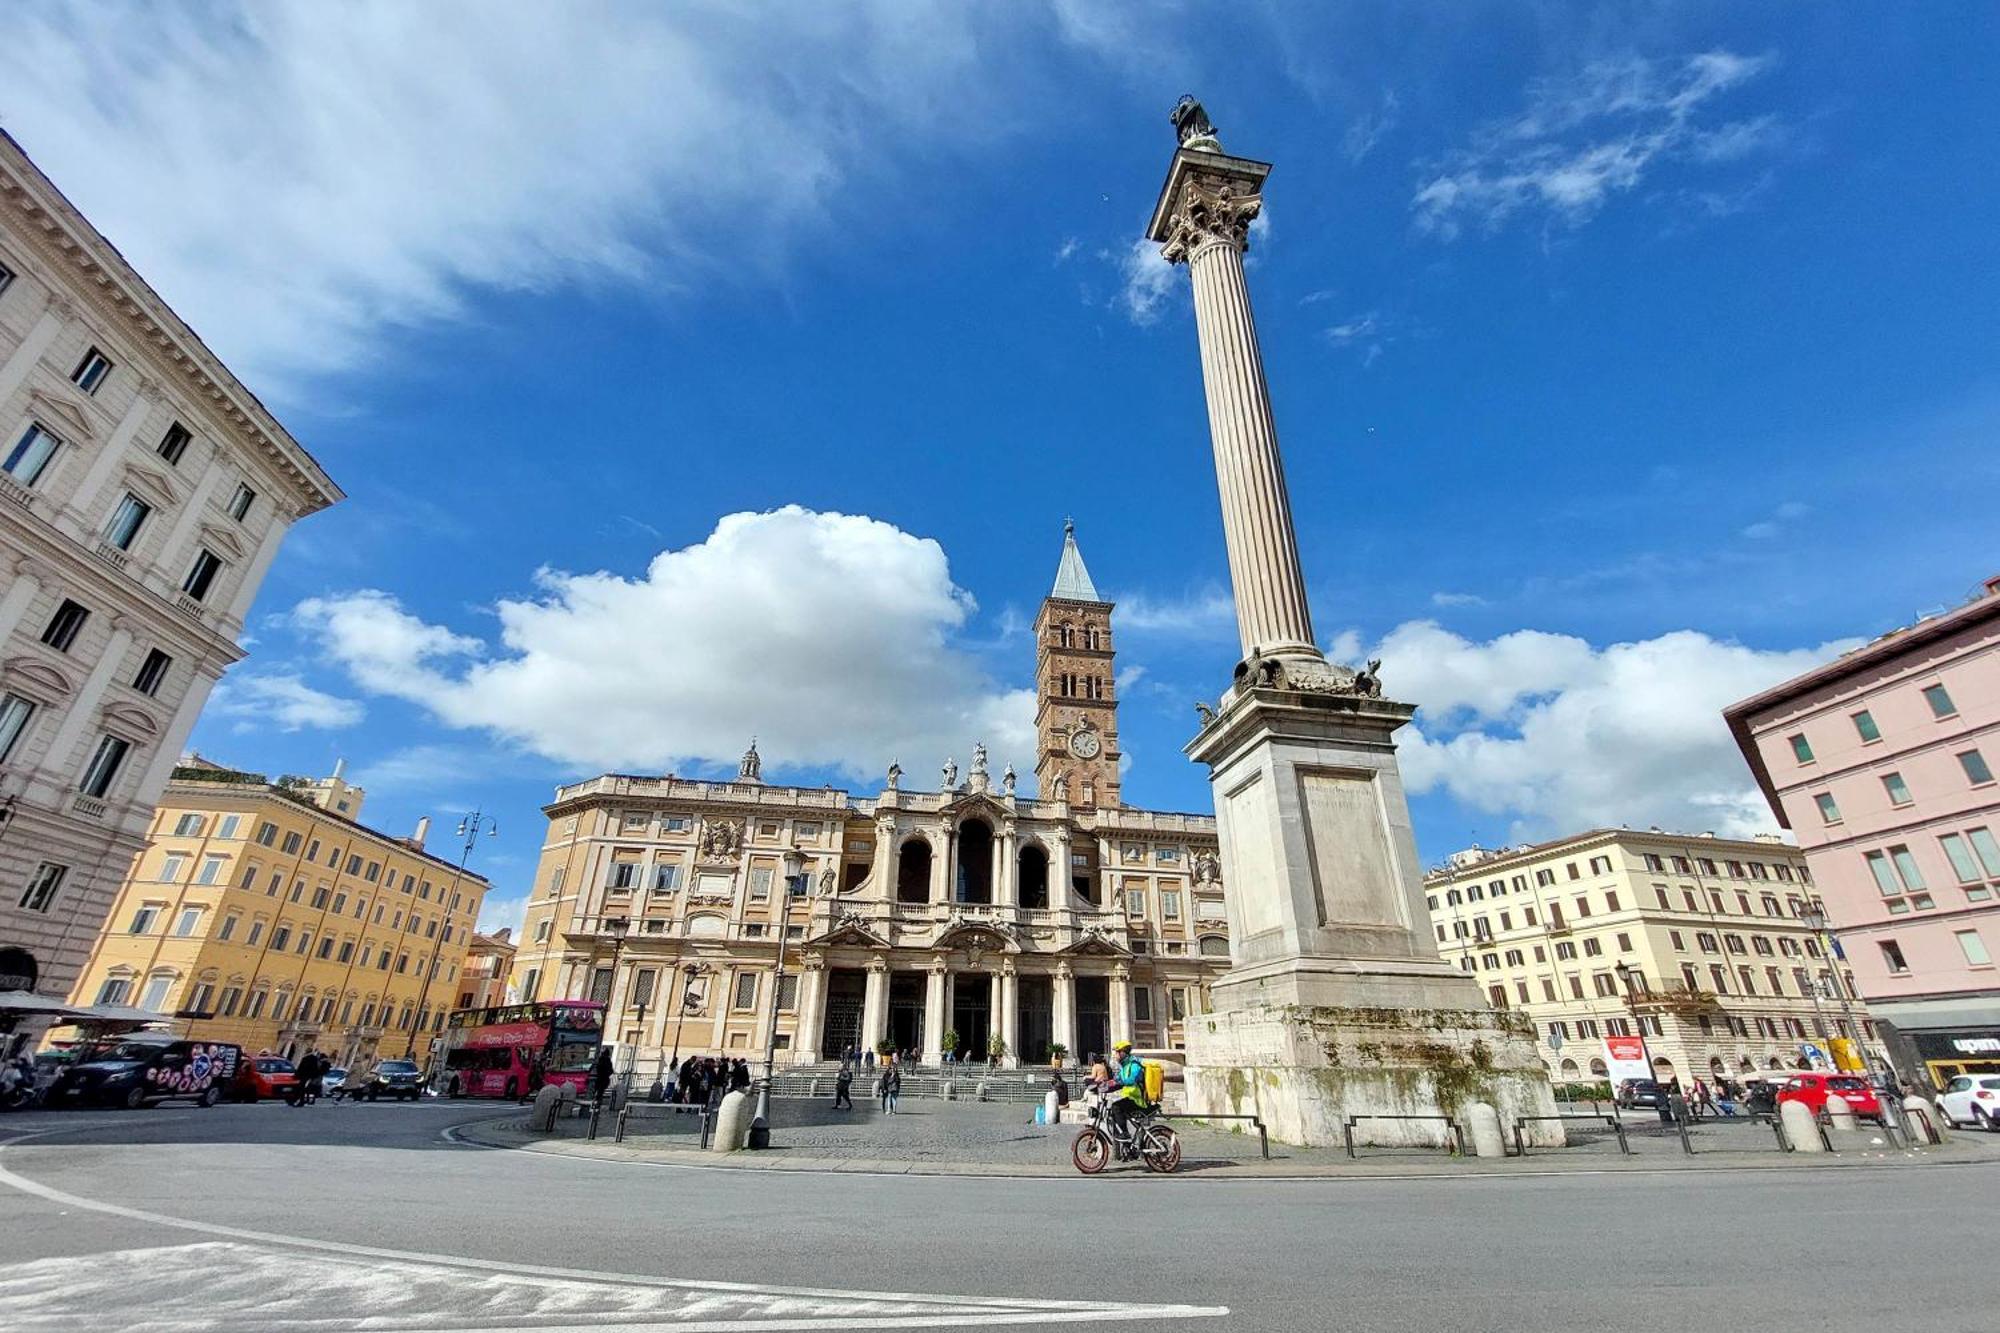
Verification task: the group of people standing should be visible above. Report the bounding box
[665,1055,752,1106]
[831,1057,902,1113]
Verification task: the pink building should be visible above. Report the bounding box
[1726,576,2000,1088]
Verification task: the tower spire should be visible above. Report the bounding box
[1050,518,1101,602]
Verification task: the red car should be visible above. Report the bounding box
[231,1056,299,1103]
[1777,1072,1883,1123]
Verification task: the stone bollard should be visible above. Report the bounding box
[1824,1095,1861,1142]
[647,1079,664,1104]
[1903,1095,1947,1144]
[609,1083,628,1114]
[940,1080,956,1101]
[1779,1100,1824,1153]
[1044,1090,1059,1126]
[1465,1102,1508,1158]
[710,1089,752,1152]
[976,1080,990,1102]
[529,1084,564,1133]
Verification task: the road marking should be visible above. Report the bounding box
[0,1136,1225,1328]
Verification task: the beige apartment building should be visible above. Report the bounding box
[0,131,342,1046]
[509,526,1232,1070]
[67,760,489,1067]
[456,927,515,1012]
[1424,829,1880,1085]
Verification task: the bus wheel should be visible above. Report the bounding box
[123,1086,148,1110]
[504,1078,519,1101]
[198,1086,221,1108]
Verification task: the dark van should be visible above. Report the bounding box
[48,1035,243,1109]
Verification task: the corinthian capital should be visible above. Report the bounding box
[1160,174,1263,265]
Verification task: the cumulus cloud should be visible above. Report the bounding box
[292,507,1035,784]
[1114,587,1237,638]
[1329,619,1855,841]
[209,673,364,733]
[0,3,1069,395]
[1413,50,1779,238]
[1117,237,1181,325]
[1344,90,1402,163]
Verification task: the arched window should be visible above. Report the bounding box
[1087,625,1102,650]
[956,819,994,905]
[1198,935,1230,958]
[896,838,933,904]
[1018,843,1049,910]
[1058,623,1074,648]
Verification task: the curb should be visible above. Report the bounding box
[444,1114,2000,1183]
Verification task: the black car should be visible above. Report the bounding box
[1616,1078,1668,1110]
[49,1037,242,1109]
[361,1059,424,1101]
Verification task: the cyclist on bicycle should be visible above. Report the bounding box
[1100,1040,1149,1158]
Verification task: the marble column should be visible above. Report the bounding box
[1053,962,1076,1062]
[999,962,1019,1068]
[861,956,889,1055]
[997,821,1017,909]
[795,959,826,1063]
[923,962,946,1064]
[1150,139,1316,665]
[987,971,1002,1062]
[871,816,896,897]
[1110,963,1133,1048]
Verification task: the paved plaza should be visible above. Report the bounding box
[3,1101,1998,1331]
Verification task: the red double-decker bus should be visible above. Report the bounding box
[436,999,604,1099]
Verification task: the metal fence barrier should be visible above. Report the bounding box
[1179,1112,1270,1159]
[1514,1114,1628,1156]
[1342,1114,1465,1159]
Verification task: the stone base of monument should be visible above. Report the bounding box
[1182,1002,1562,1150]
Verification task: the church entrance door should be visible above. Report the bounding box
[819,969,865,1059]
[950,972,991,1064]
[887,973,925,1057]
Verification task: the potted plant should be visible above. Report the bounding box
[875,1039,895,1059]
[941,1028,960,1064]
[1048,1042,1068,1068]
[987,1034,1008,1066]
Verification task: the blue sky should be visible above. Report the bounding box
[7,4,1996,930]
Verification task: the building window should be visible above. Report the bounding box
[1851,710,1881,743]
[41,599,90,652]
[1960,750,1995,787]
[181,548,224,602]
[1133,987,1153,1022]
[3,423,66,488]
[733,973,758,1011]
[1788,734,1813,764]
[102,493,152,550]
[1879,939,1910,975]
[71,346,114,394]
[131,648,172,697]
[195,855,225,885]
[174,907,202,936]
[1162,890,1181,919]
[95,978,132,1006]
[18,862,66,912]
[78,734,131,798]
[1956,930,1993,968]
[157,853,186,881]
[0,693,35,763]
[227,482,256,522]
[653,863,681,891]
[1881,772,1913,807]
[218,914,238,942]
[1922,683,1957,719]
[1814,793,1841,824]
[776,973,799,1012]
[606,861,637,890]
[749,867,773,899]
[156,422,191,465]
[129,904,159,934]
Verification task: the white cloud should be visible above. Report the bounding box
[1114,587,1237,638]
[1335,619,1855,840]
[1413,50,1778,238]
[0,3,1072,396]
[1344,90,1402,163]
[477,895,529,935]
[1055,236,1082,263]
[295,507,1036,784]
[1740,499,1810,540]
[209,673,364,732]
[1117,237,1180,325]
[1430,591,1488,609]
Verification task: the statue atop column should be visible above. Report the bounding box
[1170,94,1220,151]
[1002,763,1017,797]
[886,760,902,792]
[969,741,989,793]
[941,756,959,791]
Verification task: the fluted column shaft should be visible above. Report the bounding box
[1184,235,1318,661]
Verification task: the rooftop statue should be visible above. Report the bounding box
[1171,94,1218,149]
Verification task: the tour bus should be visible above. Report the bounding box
[435,999,605,1099]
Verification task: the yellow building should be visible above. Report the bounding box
[68,758,489,1067]
[1423,829,1881,1085]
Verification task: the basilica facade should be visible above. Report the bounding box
[506,526,1230,1068]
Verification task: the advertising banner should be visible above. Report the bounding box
[1603,1035,1651,1083]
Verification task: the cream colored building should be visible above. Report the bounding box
[1424,829,1881,1084]
[0,130,341,1045]
[67,760,488,1067]
[509,527,1232,1069]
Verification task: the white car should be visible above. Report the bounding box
[1936,1074,2000,1130]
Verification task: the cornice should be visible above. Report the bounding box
[0,132,343,516]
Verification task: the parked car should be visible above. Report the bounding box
[320,1066,349,1100]
[1776,1071,1884,1123]
[232,1056,299,1103]
[361,1059,424,1101]
[48,1036,242,1109]
[1936,1074,2000,1130]
[1616,1079,1668,1110]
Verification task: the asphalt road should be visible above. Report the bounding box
[0,1101,1994,1331]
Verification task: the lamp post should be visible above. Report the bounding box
[404,809,496,1061]
[1613,961,1659,1080]
[748,848,810,1150]
[1798,903,1871,1074]
[586,916,628,1138]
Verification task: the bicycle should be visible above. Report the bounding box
[1071,1097,1182,1174]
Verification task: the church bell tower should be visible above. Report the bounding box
[1033,520,1121,808]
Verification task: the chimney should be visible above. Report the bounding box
[412,815,430,849]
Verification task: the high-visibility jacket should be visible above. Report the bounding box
[1112,1055,1150,1107]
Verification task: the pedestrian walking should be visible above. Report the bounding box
[834,1063,854,1110]
[592,1048,615,1103]
[291,1050,320,1107]
[880,1061,901,1114]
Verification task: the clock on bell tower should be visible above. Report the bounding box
[1033,520,1121,808]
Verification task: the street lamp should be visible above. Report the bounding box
[586,916,629,1139]
[404,809,497,1061]
[1613,961,1660,1084]
[1798,902,1871,1075]
[748,847,811,1150]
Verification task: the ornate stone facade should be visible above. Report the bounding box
[508,529,1230,1069]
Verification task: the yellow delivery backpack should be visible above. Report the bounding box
[1141,1059,1167,1105]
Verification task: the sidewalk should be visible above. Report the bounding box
[452,1100,2000,1180]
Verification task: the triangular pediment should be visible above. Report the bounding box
[122,460,182,509]
[27,388,94,442]
[939,789,1012,821]
[199,522,246,561]
[811,911,891,950]
[1058,928,1132,959]
[3,656,78,699]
